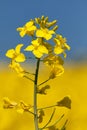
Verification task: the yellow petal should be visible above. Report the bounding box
[17,108,24,114]
[27,26,36,31]
[36,29,44,37]
[64,43,71,50]
[9,61,25,77]
[20,30,26,37]
[15,44,24,54]
[49,65,64,79]
[6,49,15,58]
[32,39,40,46]
[25,21,36,31]
[38,45,48,54]
[25,45,34,51]
[25,21,34,27]
[49,30,55,34]
[45,34,52,40]
[54,38,61,45]
[54,46,64,54]
[33,50,43,58]
[15,53,25,62]
[17,27,26,37]
[16,27,23,31]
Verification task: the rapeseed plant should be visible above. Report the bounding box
[3,16,71,130]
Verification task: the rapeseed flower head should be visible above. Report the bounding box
[17,21,36,37]
[4,16,71,130]
[36,28,55,40]
[25,38,48,58]
[6,44,25,62]
[54,35,70,58]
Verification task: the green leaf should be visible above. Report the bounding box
[56,96,71,109]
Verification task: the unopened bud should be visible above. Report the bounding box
[47,20,57,28]
[53,25,58,31]
[41,15,45,20]
[44,17,49,22]
[52,20,57,25]
[35,18,41,24]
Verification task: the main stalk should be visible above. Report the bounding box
[34,58,40,130]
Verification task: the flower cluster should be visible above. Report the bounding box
[6,44,26,77]
[4,16,71,130]
[6,16,70,79]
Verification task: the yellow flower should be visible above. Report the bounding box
[42,42,53,53]
[49,65,64,79]
[54,35,70,57]
[9,60,25,77]
[43,54,64,67]
[3,97,17,109]
[25,38,48,58]
[17,21,36,37]
[6,44,25,62]
[17,101,32,114]
[43,54,64,79]
[36,28,55,40]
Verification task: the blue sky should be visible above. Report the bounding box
[0,0,87,62]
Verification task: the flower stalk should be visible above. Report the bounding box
[34,58,40,130]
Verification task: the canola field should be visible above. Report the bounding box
[0,62,87,130]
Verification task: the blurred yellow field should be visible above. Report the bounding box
[0,62,87,130]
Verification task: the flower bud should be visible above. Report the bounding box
[41,15,45,20]
[44,17,49,22]
[35,18,41,24]
[53,25,58,31]
[47,20,57,28]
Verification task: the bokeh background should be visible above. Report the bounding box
[0,0,87,130]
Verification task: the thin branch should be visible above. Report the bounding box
[26,110,35,115]
[52,114,64,126]
[23,75,34,82]
[38,78,50,87]
[61,119,68,130]
[38,104,56,110]
[41,108,56,129]
[25,71,35,75]
[45,114,65,129]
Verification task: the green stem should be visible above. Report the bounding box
[38,104,56,110]
[52,114,64,126]
[45,114,65,129]
[24,75,34,82]
[41,108,56,129]
[34,58,40,130]
[38,78,50,87]
[25,71,35,75]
